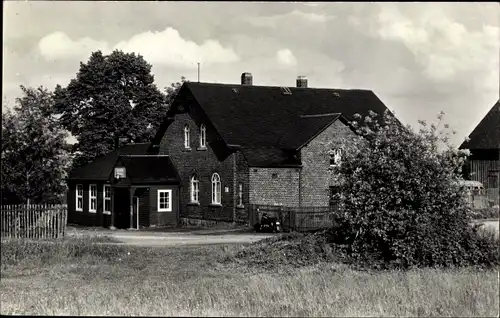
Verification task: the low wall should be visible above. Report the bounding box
[179,217,248,228]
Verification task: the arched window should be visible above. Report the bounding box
[211,173,221,204]
[199,124,206,148]
[190,174,199,203]
[184,124,190,149]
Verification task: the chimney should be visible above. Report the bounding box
[296,76,308,88]
[241,72,253,85]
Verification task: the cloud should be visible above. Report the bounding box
[376,5,499,85]
[38,27,239,68]
[247,9,334,28]
[38,31,110,61]
[276,49,297,67]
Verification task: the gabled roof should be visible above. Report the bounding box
[460,100,500,150]
[153,82,393,166]
[278,113,342,150]
[68,143,151,180]
[114,156,181,185]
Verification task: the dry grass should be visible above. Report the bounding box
[1,238,499,317]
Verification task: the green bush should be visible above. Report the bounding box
[328,110,499,269]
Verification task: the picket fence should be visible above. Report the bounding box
[1,204,67,239]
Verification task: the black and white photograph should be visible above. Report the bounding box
[1,1,499,316]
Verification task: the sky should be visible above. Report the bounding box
[3,1,499,146]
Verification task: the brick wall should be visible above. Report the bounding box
[300,120,358,206]
[159,112,241,222]
[249,167,300,206]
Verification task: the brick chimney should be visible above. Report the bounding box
[241,72,253,85]
[296,76,308,88]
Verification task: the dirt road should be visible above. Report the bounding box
[66,227,275,247]
[110,233,274,246]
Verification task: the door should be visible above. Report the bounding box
[133,197,139,230]
[114,188,130,229]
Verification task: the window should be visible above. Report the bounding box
[238,183,243,207]
[184,124,190,149]
[76,184,83,211]
[211,173,221,205]
[199,124,206,148]
[89,184,97,213]
[190,174,199,203]
[330,148,342,167]
[103,185,111,215]
[158,189,172,212]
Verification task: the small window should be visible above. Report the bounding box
[330,148,342,167]
[184,124,190,149]
[158,189,172,212]
[238,183,243,207]
[103,185,111,215]
[211,173,221,205]
[89,184,97,213]
[76,184,83,211]
[190,174,199,203]
[199,124,206,148]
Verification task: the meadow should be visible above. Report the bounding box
[1,235,499,317]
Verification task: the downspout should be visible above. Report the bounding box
[298,167,302,208]
[232,152,237,224]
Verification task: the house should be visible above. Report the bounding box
[66,143,181,228]
[148,72,394,226]
[460,100,500,207]
[66,73,396,228]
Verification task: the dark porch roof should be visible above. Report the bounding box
[68,143,152,181]
[115,156,181,185]
[460,100,500,150]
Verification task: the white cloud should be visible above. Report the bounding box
[38,27,239,68]
[247,10,333,28]
[377,6,500,84]
[38,31,110,61]
[276,49,297,67]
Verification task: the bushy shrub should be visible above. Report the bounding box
[328,110,499,269]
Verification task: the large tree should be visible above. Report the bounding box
[53,50,168,168]
[1,86,71,205]
[165,76,187,104]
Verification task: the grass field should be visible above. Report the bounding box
[1,237,499,317]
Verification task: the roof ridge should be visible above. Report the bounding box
[300,112,341,118]
[185,81,373,91]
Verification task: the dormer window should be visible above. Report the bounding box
[329,148,342,167]
[199,124,206,148]
[184,124,190,149]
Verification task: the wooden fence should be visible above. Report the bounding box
[248,204,338,232]
[1,204,67,239]
[466,188,499,209]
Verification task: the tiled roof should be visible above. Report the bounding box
[460,100,500,150]
[153,82,393,166]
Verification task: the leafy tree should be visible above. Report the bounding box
[1,86,71,205]
[53,50,168,168]
[327,110,499,269]
[165,76,187,105]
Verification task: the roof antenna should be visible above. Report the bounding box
[197,62,200,83]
